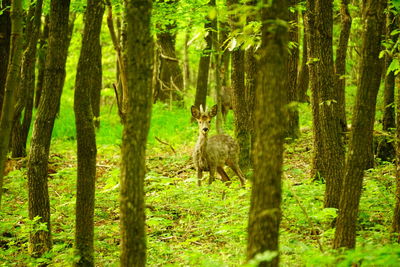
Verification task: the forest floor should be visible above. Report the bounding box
[1,104,400,266]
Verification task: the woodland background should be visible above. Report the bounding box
[1,0,400,266]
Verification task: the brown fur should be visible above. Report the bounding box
[191,104,245,186]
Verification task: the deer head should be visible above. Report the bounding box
[191,104,218,136]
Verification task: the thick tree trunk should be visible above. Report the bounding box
[27,0,71,257]
[334,0,352,133]
[0,0,24,208]
[307,0,345,209]
[120,0,153,265]
[228,0,252,169]
[247,1,289,266]
[286,0,300,140]
[35,15,49,109]
[333,0,385,249]
[74,0,104,266]
[11,0,43,158]
[193,21,212,111]
[0,0,11,116]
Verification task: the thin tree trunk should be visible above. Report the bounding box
[333,0,385,249]
[334,0,352,133]
[35,15,49,109]
[120,0,153,265]
[74,0,104,265]
[247,1,289,266]
[382,11,397,132]
[193,20,212,110]
[286,0,300,140]
[27,0,71,257]
[0,0,24,208]
[392,76,400,238]
[228,0,252,170]
[0,0,11,117]
[297,11,309,103]
[11,0,43,158]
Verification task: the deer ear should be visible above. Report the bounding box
[209,105,218,117]
[191,105,201,119]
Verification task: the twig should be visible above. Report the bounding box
[155,136,176,154]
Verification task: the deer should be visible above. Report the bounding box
[191,104,246,186]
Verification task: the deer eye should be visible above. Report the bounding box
[208,120,211,123]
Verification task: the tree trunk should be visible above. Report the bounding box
[0,0,24,208]
[305,0,324,180]
[297,11,309,103]
[247,1,289,266]
[74,0,104,266]
[0,0,11,116]
[392,74,400,239]
[286,0,300,140]
[307,0,345,209]
[11,0,43,158]
[193,20,212,111]
[228,0,252,170]
[334,0,352,133]
[333,0,385,249]
[377,11,397,162]
[27,0,71,257]
[155,9,184,104]
[120,0,153,265]
[35,15,49,109]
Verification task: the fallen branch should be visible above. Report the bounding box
[155,136,176,154]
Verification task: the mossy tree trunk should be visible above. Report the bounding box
[34,15,49,109]
[297,11,309,103]
[334,0,352,133]
[74,0,104,265]
[286,0,300,140]
[193,19,212,111]
[0,0,24,208]
[392,63,400,238]
[11,0,43,158]
[247,1,289,266]
[307,0,345,209]
[120,0,153,265]
[0,0,11,116]
[333,0,385,249]
[27,0,71,257]
[227,0,252,170]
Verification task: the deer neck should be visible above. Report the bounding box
[195,133,209,170]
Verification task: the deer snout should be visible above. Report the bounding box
[202,127,209,132]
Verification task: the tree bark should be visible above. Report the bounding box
[297,11,309,103]
[333,0,385,249]
[247,1,289,266]
[27,0,71,257]
[334,0,352,133]
[120,0,153,265]
[0,0,11,116]
[0,0,24,208]
[307,0,345,209]
[35,15,49,109]
[11,0,43,158]
[74,0,104,266]
[286,0,300,140]
[193,20,212,111]
[393,72,400,238]
[155,1,183,105]
[228,0,252,170]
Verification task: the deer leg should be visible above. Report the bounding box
[197,170,203,186]
[217,166,232,186]
[229,164,246,187]
[209,167,216,185]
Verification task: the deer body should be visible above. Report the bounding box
[191,105,245,186]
